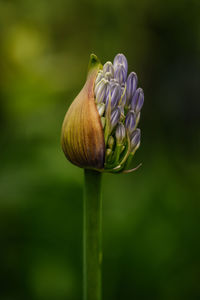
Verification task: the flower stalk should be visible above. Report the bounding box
[83,169,102,300]
[61,53,144,300]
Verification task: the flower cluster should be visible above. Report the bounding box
[94,54,144,172]
[61,53,143,173]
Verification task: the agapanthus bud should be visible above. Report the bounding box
[110,107,121,131]
[61,53,144,173]
[131,88,144,112]
[126,72,138,105]
[95,78,109,104]
[103,61,114,77]
[125,111,136,134]
[113,53,128,77]
[106,83,121,109]
[114,64,127,85]
[115,123,126,144]
[130,129,141,152]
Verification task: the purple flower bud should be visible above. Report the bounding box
[126,72,138,104]
[110,107,121,130]
[131,88,144,112]
[115,123,126,144]
[103,61,114,77]
[130,129,141,152]
[113,53,128,76]
[114,64,127,84]
[95,78,109,104]
[106,83,122,109]
[125,111,136,134]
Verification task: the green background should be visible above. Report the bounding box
[0,0,200,299]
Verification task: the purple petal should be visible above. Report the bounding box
[131,88,144,112]
[110,107,121,130]
[130,129,141,151]
[116,123,126,144]
[114,64,127,84]
[103,61,114,77]
[95,79,109,104]
[125,111,136,134]
[126,72,138,104]
[113,53,128,76]
[106,83,121,109]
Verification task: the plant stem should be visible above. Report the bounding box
[83,169,102,300]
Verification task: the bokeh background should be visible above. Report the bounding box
[1,0,200,299]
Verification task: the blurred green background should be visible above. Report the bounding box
[0,0,200,299]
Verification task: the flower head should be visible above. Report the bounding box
[61,53,144,173]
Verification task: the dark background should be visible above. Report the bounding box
[0,0,200,299]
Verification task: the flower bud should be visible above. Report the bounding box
[61,53,144,174]
[95,78,109,104]
[103,61,114,77]
[125,111,136,134]
[115,123,126,144]
[130,129,141,152]
[114,64,127,85]
[131,88,144,112]
[113,53,128,77]
[126,72,138,105]
[61,54,105,170]
[106,83,121,109]
[110,107,121,131]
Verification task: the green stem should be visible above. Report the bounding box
[83,169,102,300]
